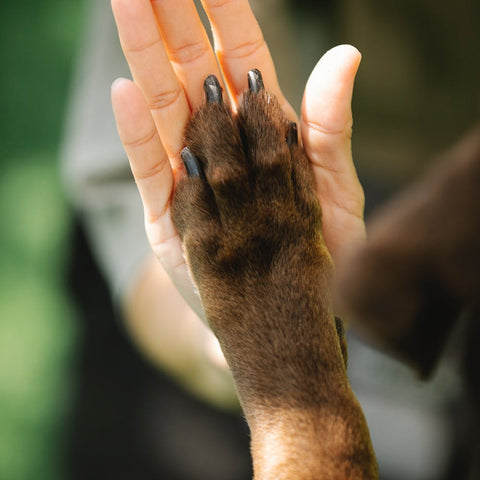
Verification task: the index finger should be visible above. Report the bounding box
[111,0,190,162]
[201,0,297,121]
[111,78,174,227]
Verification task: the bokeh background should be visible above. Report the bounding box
[0,0,84,478]
[1,0,479,479]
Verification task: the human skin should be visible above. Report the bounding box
[110,0,366,405]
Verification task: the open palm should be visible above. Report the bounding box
[110,0,366,319]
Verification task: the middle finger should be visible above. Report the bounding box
[201,0,297,121]
[152,0,222,110]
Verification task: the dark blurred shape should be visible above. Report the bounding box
[65,221,252,480]
[286,0,335,12]
[336,125,480,377]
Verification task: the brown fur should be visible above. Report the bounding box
[336,125,480,377]
[172,85,377,479]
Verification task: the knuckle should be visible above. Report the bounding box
[124,127,157,149]
[221,37,265,61]
[132,156,169,182]
[125,36,162,55]
[207,0,235,10]
[303,118,347,137]
[148,87,183,111]
[169,41,210,66]
[302,112,354,141]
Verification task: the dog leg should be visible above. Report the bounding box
[172,71,377,479]
[336,126,480,377]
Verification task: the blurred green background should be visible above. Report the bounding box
[0,0,85,478]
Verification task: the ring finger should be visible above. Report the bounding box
[151,0,222,111]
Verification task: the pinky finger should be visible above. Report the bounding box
[111,78,174,226]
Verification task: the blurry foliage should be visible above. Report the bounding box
[0,0,84,159]
[0,0,85,478]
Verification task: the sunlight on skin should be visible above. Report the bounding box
[110,0,366,405]
[111,0,365,309]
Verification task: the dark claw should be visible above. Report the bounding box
[247,68,264,94]
[335,316,348,368]
[181,147,202,178]
[204,75,223,104]
[335,316,345,339]
[286,122,298,147]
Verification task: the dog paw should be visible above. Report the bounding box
[171,70,340,382]
[172,70,331,288]
[170,71,376,476]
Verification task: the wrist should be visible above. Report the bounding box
[247,391,377,480]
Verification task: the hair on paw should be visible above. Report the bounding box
[172,70,378,479]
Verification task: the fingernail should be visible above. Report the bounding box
[204,75,223,104]
[286,122,298,147]
[111,77,127,89]
[181,147,202,178]
[247,69,264,94]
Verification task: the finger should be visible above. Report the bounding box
[111,0,190,163]
[151,0,221,110]
[201,0,297,121]
[301,45,364,218]
[301,45,366,261]
[111,78,174,229]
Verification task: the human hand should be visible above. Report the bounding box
[110,0,365,319]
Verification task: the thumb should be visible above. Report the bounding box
[301,44,361,173]
[301,45,365,262]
